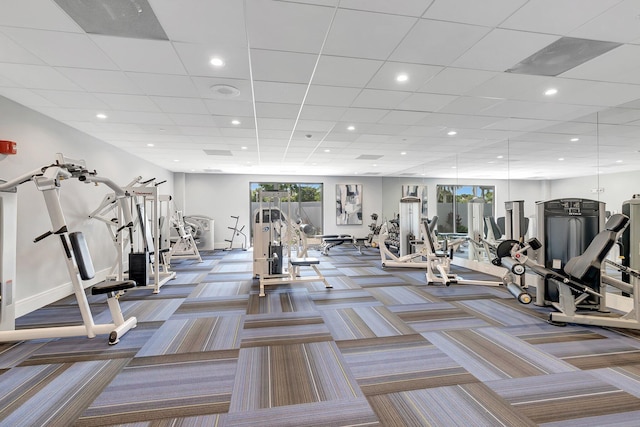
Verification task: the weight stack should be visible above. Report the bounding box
[128,252,149,286]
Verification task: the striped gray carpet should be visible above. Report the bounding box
[1,247,640,426]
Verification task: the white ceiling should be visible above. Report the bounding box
[1,0,640,180]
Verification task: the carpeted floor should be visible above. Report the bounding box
[2,247,640,426]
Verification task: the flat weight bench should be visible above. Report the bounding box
[69,232,138,344]
[319,235,358,255]
[259,257,332,297]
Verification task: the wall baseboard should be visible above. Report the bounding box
[15,268,112,318]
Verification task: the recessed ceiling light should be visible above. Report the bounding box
[400,152,406,155]
[487,161,495,164]
[616,159,623,163]
[324,149,330,153]
[452,166,457,169]
[558,158,564,161]
[347,125,355,131]
[396,73,408,82]
[570,137,579,142]
[497,155,504,159]
[190,169,196,172]
[447,130,457,136]
[231,120,241,125]
[372,164,378,167]
[96,113,107,119]
[173,159,180,162]
[312,162,317,165]
[209,57,225,67]
[544,88,558,96]
[147,143,154,147]
[241,146,247,150]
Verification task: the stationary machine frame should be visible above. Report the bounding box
[379,197,428,268]
[0,154,137,344]
[224,215,247,251]
[253,190,330,297]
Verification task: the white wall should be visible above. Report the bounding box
[0,96,173,315]
[182,173,383,248]
[550,170,639,214]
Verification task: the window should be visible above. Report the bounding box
[250,182,323,237]
[436,185,494,233]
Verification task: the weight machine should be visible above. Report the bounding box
[378,197,428,268]
[252,190,330,297]
[224,215,247,251]
[165,209,202,263]
[0,153,137,344]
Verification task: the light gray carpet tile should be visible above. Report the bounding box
[95,299,184,324]
[210,262,253,273]
[390,301,493,332]
[78,352,237,425]
[0,359,129,426]
[161,272,208,285]
[459,299,547,326]
[205,272,254,282]
[172,296,249,319]
[240,312,331,348]
[368,383,536,427]
[420,284,511,300]
[15,304,109,329]
[423,329,575,382]
[322,275,360,290]
[120,284,199,300]
[0,341,47,369]
[321,306,415,340]
[188,281,252,298]
[338,334,477,395]
[486,371,640,424]
[310,289,381,310]
[350,275,408,288]
[537,337,640,369]
[589,366,640,399]
[540,410,640,427]
[338,267,391,277]
[229,341,362,412]
[137,315,244,356]
[223,398,379,426]
[499,323,602,342]
[366,286,436,305]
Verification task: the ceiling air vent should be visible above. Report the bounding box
[203,168,223,173]
[363,172,381,175]
[54,0,168,40]
[204,149,233,156]
[356,154,383,160]
[506,37,621,76]
[210,85,241,99]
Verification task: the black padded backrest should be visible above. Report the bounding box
[563,213,629,282]
[69,232,96,281]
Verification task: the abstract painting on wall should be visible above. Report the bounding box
[336,184,363,225]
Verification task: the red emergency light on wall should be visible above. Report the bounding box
[0,140,17,155]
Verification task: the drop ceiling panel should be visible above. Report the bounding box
[296,120,335,132]
[352,89,411,110]
[0,88,57,108]
[378,110,429,125]
[204,99,254,117]
[256,102,300,119]
[173,43,250,79]
[312,55,382,88]
[58,68,142,93]
[418,68,497,96]
[438,96,504,115]
[190,77,251,101]
[0,0,82,31]
[390,19,490,66]
[253,81,307,104]
[396,93,458,112]
[561,44,640,84]
[167,113,214,126]
[94,94,160,112]
[257,118,296,130]
[340,0,431,16]
[300,105,346,121]
[305,85,361,107]
[0,63,81,91]
[500,0,620,35]
[245,0,335,53]
[35,90,109,109]
[149,96,209,114]
[323,9,416,60]
[423,0,527,27]
[340,108,390,123]
[90,35,186,74]
[452,29,559,72]
[126,72,198,97]
[0,29,46,64]
[149,0,246,46]
[250,49,317,84]
[367,62,442,92]
[570,0,640,43]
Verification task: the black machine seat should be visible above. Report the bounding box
[69,232,136,295]
[290,257,320,266]
[563,213,628,284]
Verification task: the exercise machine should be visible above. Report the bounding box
[184,215,214,250]
[0,153,137,344]
[534,198,604,307]
[501,213,640,329]
[622,196,640,293]
[165,209,202,263]
[378,197,428,268]
[253,190,331,297]
[224,215,247,251]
